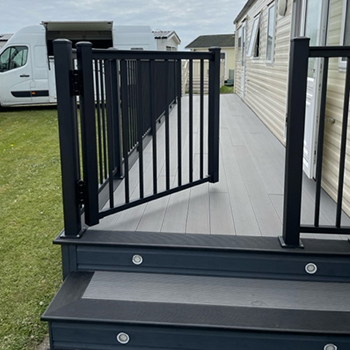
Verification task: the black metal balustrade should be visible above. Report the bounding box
[53,40,220,237]
[282,38,350,247]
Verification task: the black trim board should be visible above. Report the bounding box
[11,90,49,98]
[55,229,350,255]
[55,231,350,281]
[11,91,31,98]
[75,245,350,282]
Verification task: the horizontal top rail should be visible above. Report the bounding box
[309,45,350,58]
[90,49,215,60]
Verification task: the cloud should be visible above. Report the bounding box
[0,0,247,48]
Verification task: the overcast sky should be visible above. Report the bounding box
[0,0,247,49]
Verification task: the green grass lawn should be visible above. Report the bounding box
[220,85,234,94]
[0,107,63,350]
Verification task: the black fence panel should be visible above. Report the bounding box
[282,39,350,247]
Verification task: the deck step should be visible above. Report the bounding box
[43,271,350,349]
[57,229,350,282]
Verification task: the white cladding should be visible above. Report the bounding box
[235,0,350,216]
[235,0,292,144]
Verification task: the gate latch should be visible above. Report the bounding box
[77,180,86,205]
[70,70,82,96]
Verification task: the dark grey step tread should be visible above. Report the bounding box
[56,229,350,255]
[43,271,350,334]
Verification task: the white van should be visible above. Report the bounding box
[0,21,156,107]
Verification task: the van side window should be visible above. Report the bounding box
[0,46,28,72]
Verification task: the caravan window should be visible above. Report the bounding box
[247,14,261,57]
[266,2,276,63]
[340,0,350,70]
[0,46,28,72]
[238,27,242,48]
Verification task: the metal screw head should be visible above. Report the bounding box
[117,332,130,344]
[324,344,337,350]
[305,263,317,274]
[132,254,143,265]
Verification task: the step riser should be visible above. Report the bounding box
[49,321,350,350]
[61,244,350,282]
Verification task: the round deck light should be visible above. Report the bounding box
[132,254,143,265]
[305,263,318,274]
[117,332,130,344]
[324,344,337,350]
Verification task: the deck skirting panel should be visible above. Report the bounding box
[50,321,350,350]
[74,243,350,282]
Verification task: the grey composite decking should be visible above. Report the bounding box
[94,94,350,240]
[84,271,350,312]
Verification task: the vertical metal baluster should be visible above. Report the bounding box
[165,59,171,190]
[99,59,108,180]
[150,59,158,194]
[133,60,138,149]
[189,58,193,182]
[137,59,144,199]
[336,57,350,227]
[314,57,329,227]
[200,59,204,179]
[94,59,103,184]
[173,59,176,102]
[177,59,182,186]
[130,60,135,150]
[133,61,137,149]
[126,60,131,151]
[105,59,115,209]
[141,61,152,134]
[120,59,130,203]
[112,59,122,178]
[143,60,150,136]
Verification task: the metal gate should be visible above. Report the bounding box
[53,40,221,237]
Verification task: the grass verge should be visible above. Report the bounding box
[220,85,234,94]
[0,107,63,350]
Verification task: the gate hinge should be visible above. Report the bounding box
[77,180,86,205]
[70,70,82,96]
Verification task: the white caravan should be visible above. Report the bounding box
[0,21,156,107]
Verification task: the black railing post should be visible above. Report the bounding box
[76,42,99,227]
[280,37,310,248]
[208,47,221,183]
[53,39,82,237]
